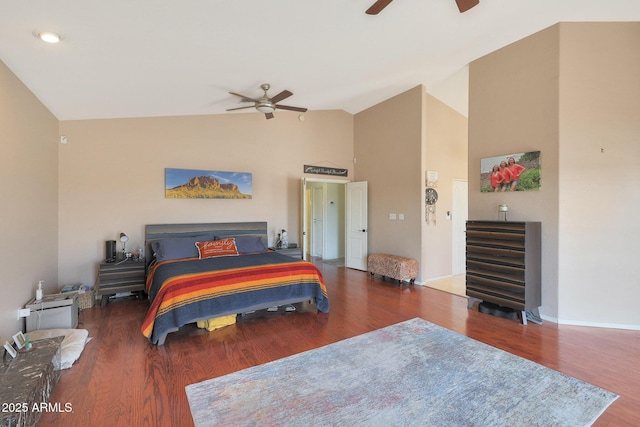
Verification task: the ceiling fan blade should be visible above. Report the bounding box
[270,90,293,104]
[226,105,256,111]
[455,0,479,13]
[366,0,393,15]
[265,112,274,120]
[229,92,259,103]
[275,104,308,113]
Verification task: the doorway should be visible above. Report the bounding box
[302,179,348,262]
[301,178,368,270]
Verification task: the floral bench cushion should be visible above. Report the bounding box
[368,253,418,282]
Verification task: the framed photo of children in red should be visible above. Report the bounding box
[481,151,540,192]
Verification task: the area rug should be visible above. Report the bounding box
[321,257,345,267]
[186,318,617,427]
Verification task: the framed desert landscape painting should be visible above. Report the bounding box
[480,151,541,193]
[165,168,252,199]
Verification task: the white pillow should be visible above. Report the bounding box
[26,328,90,370]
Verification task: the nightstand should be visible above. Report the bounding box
[275,247,303,259]
[25,292,79,332]
[97,259,146,306]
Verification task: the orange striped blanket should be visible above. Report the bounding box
[141,252,329,344]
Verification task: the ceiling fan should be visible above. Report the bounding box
[226,84,308,120]
[366,0,479,15]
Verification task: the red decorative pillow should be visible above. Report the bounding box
[196,238,239,259]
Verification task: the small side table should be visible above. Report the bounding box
[25,292,79,332]
[0,337,63,427]
[97,259,146,306]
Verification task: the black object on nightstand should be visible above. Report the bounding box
[97,259,146,306]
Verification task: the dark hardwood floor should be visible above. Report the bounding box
[40,261,639,426]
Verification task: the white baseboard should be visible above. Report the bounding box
[557,318,640,331]
[421,274,455,285]
[540,314,640,331]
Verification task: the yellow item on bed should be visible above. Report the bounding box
[196,314,237,331]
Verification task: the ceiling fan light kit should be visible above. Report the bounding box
[227,83,307,120]
[255,103,275,114]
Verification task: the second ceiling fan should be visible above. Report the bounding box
[366,0,479,15]
[227,84,307,120]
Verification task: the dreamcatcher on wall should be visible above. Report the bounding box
[425,171,438,225]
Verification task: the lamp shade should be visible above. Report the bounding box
[119,233,129,243]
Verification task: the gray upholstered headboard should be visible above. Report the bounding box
[144,221,268,267]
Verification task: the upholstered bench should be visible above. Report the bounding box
[368,253,418,284]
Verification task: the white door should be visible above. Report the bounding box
[301,178,308,260]
[452,179,468,275]
[311,185,324,257]
[345,181,368,271]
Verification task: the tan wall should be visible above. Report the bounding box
[469,23,639,327]
[354,86,424,276]
[557,23,640,326]
[354,86,467,282]
[58,111,353,288]
[470,25,562,320]
[422,93,468,280]
[0,60,59,341]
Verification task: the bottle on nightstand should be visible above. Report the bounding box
[36,281,43,301]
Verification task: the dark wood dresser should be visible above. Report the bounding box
[465,220,541,324]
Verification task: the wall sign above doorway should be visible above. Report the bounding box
[304,165,348,177]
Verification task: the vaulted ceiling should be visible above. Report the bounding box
[1,1,639,120]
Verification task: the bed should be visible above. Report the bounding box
[141,222,329,345]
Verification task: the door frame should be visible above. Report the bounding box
[451,179,468,275]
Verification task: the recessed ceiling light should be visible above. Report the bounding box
[37,32,61,43]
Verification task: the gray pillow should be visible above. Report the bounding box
[151,234,213,262]
[216,235,266,254]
